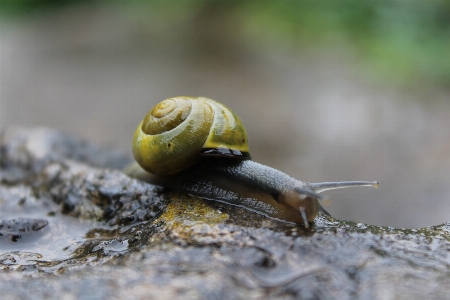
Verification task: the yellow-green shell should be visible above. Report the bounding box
[132,96,250,175]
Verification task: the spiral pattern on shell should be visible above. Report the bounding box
[132,96,250,175]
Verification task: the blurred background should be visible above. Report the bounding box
[1,0,449,229]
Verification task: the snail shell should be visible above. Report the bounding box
[126,96,378,227]
[132,97,250,175]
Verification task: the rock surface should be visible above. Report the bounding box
[0,127,449,299]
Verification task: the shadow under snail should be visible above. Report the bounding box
[125,96,378,227]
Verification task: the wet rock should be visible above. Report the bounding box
[0,127,449,299]
[0,218,48,242]
[0,127,131,185]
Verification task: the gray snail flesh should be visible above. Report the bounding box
[126,97,378,227]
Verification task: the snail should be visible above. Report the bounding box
[125,96,378,227]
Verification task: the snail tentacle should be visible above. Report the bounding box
[294,187,326,200]
[299,207,309,228]
[307,181,379,193]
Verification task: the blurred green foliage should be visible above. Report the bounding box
[0,0,90,14]
[1,0,449,87]
[239,0,450,87]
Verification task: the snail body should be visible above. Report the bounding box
[126,97,378,227]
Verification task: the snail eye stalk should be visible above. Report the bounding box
[308,181,379,193]
[293,187,326,200]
